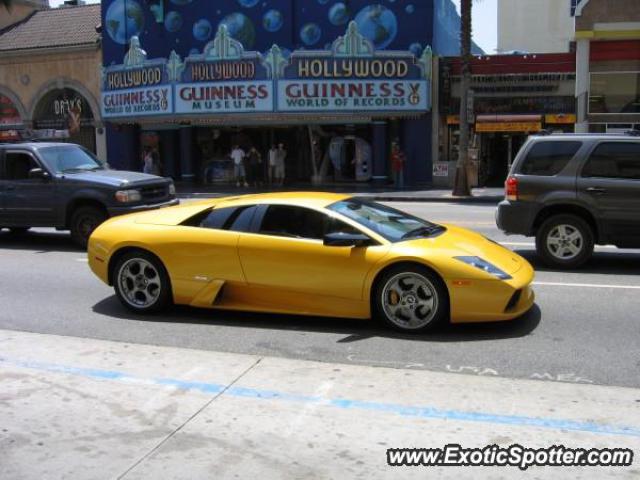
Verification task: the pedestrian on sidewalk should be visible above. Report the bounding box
[275,143,287,187]
[230,145,248,187]
[247,147,263,187]
[391,141,406,189]
[268,144,278,186]
[142,147,154,175]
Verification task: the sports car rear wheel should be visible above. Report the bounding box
[114,251,171,313]
[374,265,448,333]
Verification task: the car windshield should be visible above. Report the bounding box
[38,146,105,174]
[328,198,444,242]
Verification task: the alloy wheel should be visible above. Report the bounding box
[117,258,162,309]
[381,272,438,330]
[546,224,584,260]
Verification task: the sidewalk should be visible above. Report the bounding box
[1,329,638,479]
[176,183,505,204]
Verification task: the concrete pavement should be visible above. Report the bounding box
[1,329,639,479]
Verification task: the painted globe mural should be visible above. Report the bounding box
[105,0,144,45]
[329,2,350,26]
[193,18,213,41]
[237,0,260,7]
[409,42,422,57]
[164,11,183,33]
[263,9,283,33]
[219,13,256,49]
[354,4,398,49]
[300,23,321,46]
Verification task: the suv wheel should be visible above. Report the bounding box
[114,250,172,313]
[536,214,594,269]
[373,265,448,333]
[70,206,107,248]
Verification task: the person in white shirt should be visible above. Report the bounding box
[230,145,248,187]
[268,144,278,186]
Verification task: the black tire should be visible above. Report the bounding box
[113,250,172,314]
[372,264,449,333]
[8,227,30,234]
[535,214,594,269]
[70,206,107,248]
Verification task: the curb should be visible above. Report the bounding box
[177,193,503,204]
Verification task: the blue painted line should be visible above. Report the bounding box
[2,356,640,438]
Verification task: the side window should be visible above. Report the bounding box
[200,207,238,230]
[324,215,361,236]
[259,205,328,240]
[519,141,582,176]
[4,152,39,180]
[582,142,640,180]
[181,205,256,231]
[228,205,257,232]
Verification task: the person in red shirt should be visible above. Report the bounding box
[391,141,406,188]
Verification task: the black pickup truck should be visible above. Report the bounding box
[0,142,178,247]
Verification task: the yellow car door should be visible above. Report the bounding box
[236,204,389,316]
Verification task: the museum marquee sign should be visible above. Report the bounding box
[101,22,433,120]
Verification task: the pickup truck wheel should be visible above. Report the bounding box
[536,214,594,269]
[70,206,107,248]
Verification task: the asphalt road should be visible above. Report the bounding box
[1,202,639,389]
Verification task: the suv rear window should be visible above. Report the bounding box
[519,141,582,176]
[582,142,640,180]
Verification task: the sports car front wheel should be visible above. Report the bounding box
[113,251,172,313]
[374,265,448,333]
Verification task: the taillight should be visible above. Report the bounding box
[505,176,518,201]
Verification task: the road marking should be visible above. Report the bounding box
[534,282,640,290]
[501,242,619,249]
[3,357,640,438]
[76,258,88,262]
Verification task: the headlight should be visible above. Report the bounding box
[115,189,142,203]
[454,256,512,280]
[168,182,176,196]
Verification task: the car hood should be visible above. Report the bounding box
[404,224,525,275]
[61,170,169,188]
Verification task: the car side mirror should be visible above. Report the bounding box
[323,232,371,247]
[29,168,50,181]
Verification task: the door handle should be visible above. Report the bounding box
[586,187,607,195]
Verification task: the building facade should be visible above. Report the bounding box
[498,0,575,54]
[0,2,105,156]
[573,0,640,132]
[437,53,577,187]
[101,0,468,186]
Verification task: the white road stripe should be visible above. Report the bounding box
[501,242,619,250]
[534,282,640,290]
[75,258,88,262]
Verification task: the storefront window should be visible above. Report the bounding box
[589,72,640,114]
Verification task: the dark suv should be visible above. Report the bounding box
[496,132,640,268]
[0,142,178,247]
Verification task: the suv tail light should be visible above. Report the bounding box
[505,176,518,201]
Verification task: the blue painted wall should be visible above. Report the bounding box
[101,0,476,66]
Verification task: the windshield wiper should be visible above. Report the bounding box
[401,225,443,240]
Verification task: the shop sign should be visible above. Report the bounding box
[277,22,432,113]
[101,22,433,119]
[475,122,542,133]
[176,26,273,114]
[545,114,576,124]
[101,37,174,118]
[433,163,449,177]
